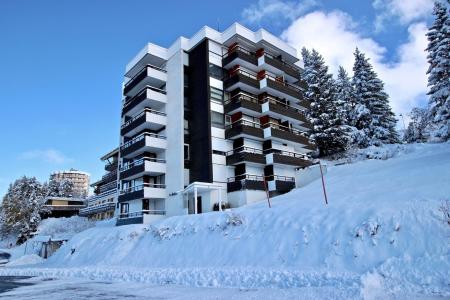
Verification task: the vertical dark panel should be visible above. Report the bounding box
[187,40,213,183]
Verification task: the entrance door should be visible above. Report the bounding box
[197,196,202,214]
[142,199,149,211]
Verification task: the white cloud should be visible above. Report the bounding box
[242,0,318,24]
[18,149,74,164]
[373,0,434,32]
[281,10,428,122]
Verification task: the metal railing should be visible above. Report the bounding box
[227,68,258,81]
[224,91,259,106]
[120,183,166,195]
[79,202,115,215]
[120,132,167,150]
[260,95,306,114]
[226,146,264,156]
[118,209,166,219]
[264,148,309,160]
[124,64,167,88]
[263,122,306,136]
[122,85,167,107]
[121,108,167,129]
[227,174,265,182]
[262,52,301,74]
[222,45,255,59]
[119,157,166,172]
[225,118,261,130]
[260,73,302,93]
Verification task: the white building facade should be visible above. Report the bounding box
[116,23,315,226]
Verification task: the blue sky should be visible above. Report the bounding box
[0,0,434,196]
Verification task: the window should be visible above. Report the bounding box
[210,87,223,103]
[211,111,225,129]
[184,119,189,135]
[120,203,129,214]
[209,63,223,80]
[225,115,232,127]
[184,144,190,160]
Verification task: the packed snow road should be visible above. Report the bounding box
[0,275,362,300]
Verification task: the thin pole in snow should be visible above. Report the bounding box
[263,177,271,208]
[319,162,328,205]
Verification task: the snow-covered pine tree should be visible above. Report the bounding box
[352,48,399,146]
[0,176,48,244]
[335,66,355,125]
[404,107,430,143]
[301,48,351,156]
[47,178,74,198]
[425,1,450,141]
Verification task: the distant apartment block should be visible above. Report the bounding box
[50,169,90,198]
[116,23,315,226]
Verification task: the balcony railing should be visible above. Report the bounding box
[264,148,309,160]
[79,202,115,216]
[226,146,264,156]
[123,64,167,95]
[121,108,166,129]
[261,52,301,78]
[263,122,306,136]
[260,73,302,94]
[227,174,265,182]
[226,119,261,130]
[120,132,167,151]
[260,95,305,114]
[120,183,166,195]
[118,209,166,220]
[123,85,167,108]
[224,91,259,106]
[119,157,166,172]
[223,45,254,59]
[266,175,295,182]
[228,68,258,81]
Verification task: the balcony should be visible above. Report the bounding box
[119,157,166,180]
[100,171,117,185]
[226,146,265,166]
[122,86,167,117]
[266,175,296,193]
[120,133,167,158]
[257,52,301,80]
[265,149,312,167]
[79,202,116,217]
[259,74,303,102]
[260,96,310,126]
[121,108,167,137]
[227,174,266,193]
[223,68,260,94]
[222,45,258,70]
[123,64,167,97]
[116,209,166,226]
[105,161,118,172]
[118,183,166,203]
[263,123,313,148]
[224,92,262,116]
[225,119,264,140]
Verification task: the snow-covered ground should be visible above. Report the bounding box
[1,142,449,299]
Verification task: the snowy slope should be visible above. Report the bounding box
[1,142,449,298]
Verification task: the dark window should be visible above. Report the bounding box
[120,203,129,214]
[211,111,225,129]
[209,63,223,80]
[184,144,190,160]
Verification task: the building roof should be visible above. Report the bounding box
[100,147,119,161]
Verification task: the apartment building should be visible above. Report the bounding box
[79,148,119,220]
[117,23,315,226]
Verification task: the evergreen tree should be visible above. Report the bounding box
[47,178,74,198]
[352,48,399,146]
[0,176,48,244]
[404,107,430,143]
[425,1,450,141]
[301,48,351,156]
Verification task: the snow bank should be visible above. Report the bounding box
[2,142,449,298]
[36,216,94,238]
[6,254,44,267]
